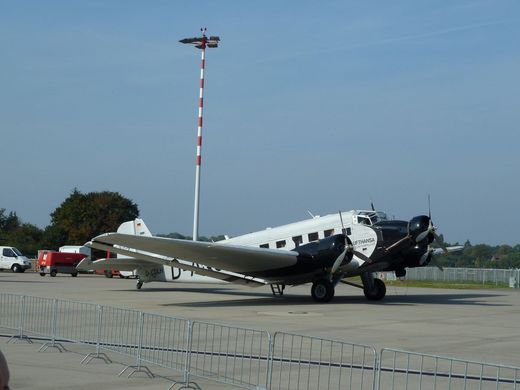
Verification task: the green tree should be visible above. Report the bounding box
[43,189,139,248]
[0,209,43,256]
[0,208,21,233]
[6,223,43,257]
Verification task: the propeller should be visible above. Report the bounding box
[432,232,448,254]
[420,196,445,270]
[415,196,433,243]
[420,246,444,271]
[416,196,448,254]
[331,245,349,275]
[330,211,371,277]
[419,247,433,266]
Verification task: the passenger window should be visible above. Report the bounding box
[324,229,334,237]
[260,243,269,249]
[276,240,286,248]
[308,232,319,242]
[292,236,303,247]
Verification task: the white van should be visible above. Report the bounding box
[0,246,32,272]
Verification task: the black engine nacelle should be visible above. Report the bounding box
[401,246,432,268]
[292,234,352,267]
[408,215,434,245]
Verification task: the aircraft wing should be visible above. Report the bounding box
[433,245,464,255]
[86,233,300,276]
[77,255,265,287]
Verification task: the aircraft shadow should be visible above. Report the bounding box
[129,287,508,308]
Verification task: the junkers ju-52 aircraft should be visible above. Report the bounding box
[80,208,460,303]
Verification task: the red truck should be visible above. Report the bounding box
[38,250,87,277]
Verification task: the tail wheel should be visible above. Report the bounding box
[136,280,143,290]
[311,280,335,303]
[364,278,386,301]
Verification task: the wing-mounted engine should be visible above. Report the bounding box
[292,234,353,269]
[408,215,435,245]
[374,212,447,273]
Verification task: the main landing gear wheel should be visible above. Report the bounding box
[136,280,143,290]
[311,280,335,303]
[364,278,386,301]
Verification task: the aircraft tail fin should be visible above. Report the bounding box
[116,218,152,237]
[115,219,152,265]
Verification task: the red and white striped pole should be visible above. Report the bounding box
[192,36,206,241]
[180,30,220,242]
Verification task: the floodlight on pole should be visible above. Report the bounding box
[180,28,220,242]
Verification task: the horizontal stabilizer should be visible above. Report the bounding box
[77,257,147,272]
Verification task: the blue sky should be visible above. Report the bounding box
[1,1,518,245]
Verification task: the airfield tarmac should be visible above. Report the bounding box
[1,271,520,389]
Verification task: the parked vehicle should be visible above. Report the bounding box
[38,250,86,277]
[59,246,92,273]
[0,246,32,272]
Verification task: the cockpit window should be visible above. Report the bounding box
[358,217,371,225]
[356,211,388,225]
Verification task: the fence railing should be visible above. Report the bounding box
[378,348,520,389]
[269,332,377,390]
[1,293,519,389]
[403,267,520,287]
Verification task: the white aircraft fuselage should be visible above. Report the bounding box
[112,210,382,284]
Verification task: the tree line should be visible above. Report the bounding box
[0,189,224,258]
[433,238,520,269]
[1,190,520,268]
[1,189,139,257]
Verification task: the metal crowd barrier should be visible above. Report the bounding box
[406,267,520,287]
[0,293,24,338]
[378,348,520,389]
[140,313,190,374]
[2,293,520,390]
[187,321,271,389]
[269,332,377,390]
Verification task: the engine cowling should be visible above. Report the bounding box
[401,246,432,268]
[292,234,352,267]
[408,215,434,245]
